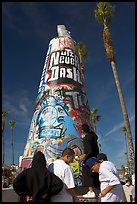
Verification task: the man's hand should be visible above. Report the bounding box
[79,154,86,162]
[100,185,116,197]
[100,190,107,197]
[26,195,32,202]
[73,196,79,202]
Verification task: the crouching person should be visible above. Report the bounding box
[85,156,127,202]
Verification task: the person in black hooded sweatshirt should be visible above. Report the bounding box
[13,151,63,202]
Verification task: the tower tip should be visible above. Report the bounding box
[57,25,71,38]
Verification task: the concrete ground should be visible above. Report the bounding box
[2,187,98,202]
[2,185,133,202]
[2,189,19,202]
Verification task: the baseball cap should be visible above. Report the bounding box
[85,157,98,170]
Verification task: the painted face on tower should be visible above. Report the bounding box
[37,103,68,139]
[41,105,67,126]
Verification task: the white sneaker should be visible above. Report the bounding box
[83,191,95,198]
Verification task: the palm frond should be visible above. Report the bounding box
[2,111,8,119]
[77,42,88,63]
[9,121,16,127]
[94,2,115,25]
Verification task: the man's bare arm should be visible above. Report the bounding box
[66,188,78,201]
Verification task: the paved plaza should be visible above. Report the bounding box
[2,185,133,202]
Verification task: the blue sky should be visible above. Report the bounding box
[2,2,135,169]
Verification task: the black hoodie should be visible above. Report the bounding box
[13,151,63,202]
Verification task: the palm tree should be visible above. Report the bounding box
[94,2,135,164]
[91,108,101,133]
[2,111,8,165]
[9,121,16,165]
[91,108,101,151]
[77,42,88,75]
[122,126,129,172]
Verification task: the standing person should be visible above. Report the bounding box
[86,157,126,202]
[48,148,78,202]
[13,151,63,202]
[123,177,134,202]
[131,182,135,202]
[79,123,100,196]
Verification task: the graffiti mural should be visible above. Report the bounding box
[21,25,91,186]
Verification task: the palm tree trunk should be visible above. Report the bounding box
[94,123,97,133]
[103,23,134,168]
[124,133,129,170]
[2,120,5,164]
[111,61,135,162]
[92,119,96,133]
[10,127,14,165]
[81,62,85,75]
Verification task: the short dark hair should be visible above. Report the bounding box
[62,148,75,157]
[81,123,89,133]
[97,153,108,161]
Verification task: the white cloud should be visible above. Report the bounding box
[2,90,34,124]
[103,114,135,138]
[105,122,124,137]
[19,104,28,113]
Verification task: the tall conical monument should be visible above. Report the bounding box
[20,25,91,185]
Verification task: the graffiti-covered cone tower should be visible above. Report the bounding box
[21,25,91,173]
